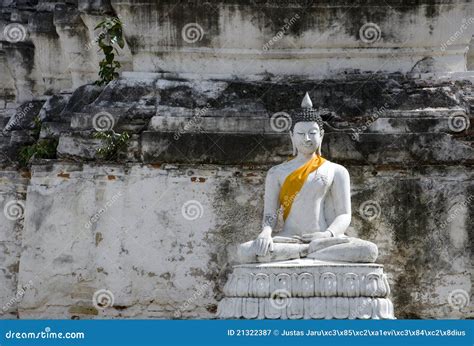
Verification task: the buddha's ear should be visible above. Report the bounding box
[317,134,324,156]
[289,131,297,156]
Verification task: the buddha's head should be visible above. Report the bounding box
[290,92,325,156]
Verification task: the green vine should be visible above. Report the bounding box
[94,17,125,86]
[93,130,130,161]
[18,116,58,167]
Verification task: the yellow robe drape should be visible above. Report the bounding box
[279,155,326,220]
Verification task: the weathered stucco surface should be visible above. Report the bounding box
[0,161,471,319]
[0,0,473,319]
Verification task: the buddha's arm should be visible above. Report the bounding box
[326,165,352,237]
[254,168,280,256]
[262,168,280,230]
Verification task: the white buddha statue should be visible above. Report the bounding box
[237,93,378,264]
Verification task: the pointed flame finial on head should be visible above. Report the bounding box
[301,92,313,109]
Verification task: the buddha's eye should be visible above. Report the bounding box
[296,132,304,135]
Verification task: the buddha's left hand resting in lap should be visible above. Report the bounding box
[237,93,378,264]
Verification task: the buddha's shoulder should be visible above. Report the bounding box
[266,160,297,176]
[324,161,350,177]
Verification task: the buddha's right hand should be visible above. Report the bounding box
[254,228,274,256]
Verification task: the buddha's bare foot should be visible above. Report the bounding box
[308,237,350,253]
[236,240,309,264]
[307,237,378,263]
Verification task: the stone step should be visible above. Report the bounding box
[224,263,390,298]
[147,112,471,135]
[217,297,395,319]
[140,132,472,165]
[39,122,71,139]
[65,107,470,135]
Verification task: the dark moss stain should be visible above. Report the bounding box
[467,185,474,260]
[20,171,32,179]
[391,180,427,245]
[142,132,290,165]
[159,86,197,108]
[68,306,98,316]
[205,176,265,297]
[160,272,171,280]
[7,262,19,274]
[96,267,108,275]
[206,304,218,313]
[392,265,422,319]
[95,232,103,246]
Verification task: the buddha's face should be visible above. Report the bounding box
[291,121,322,155]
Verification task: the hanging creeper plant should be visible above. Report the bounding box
[94,17,125,86]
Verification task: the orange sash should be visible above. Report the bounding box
[279,155,326,220]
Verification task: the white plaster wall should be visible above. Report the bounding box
[0,163,470,319]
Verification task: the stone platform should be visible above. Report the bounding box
[217,259,395,319]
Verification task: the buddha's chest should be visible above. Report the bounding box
[300,170,332,197]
